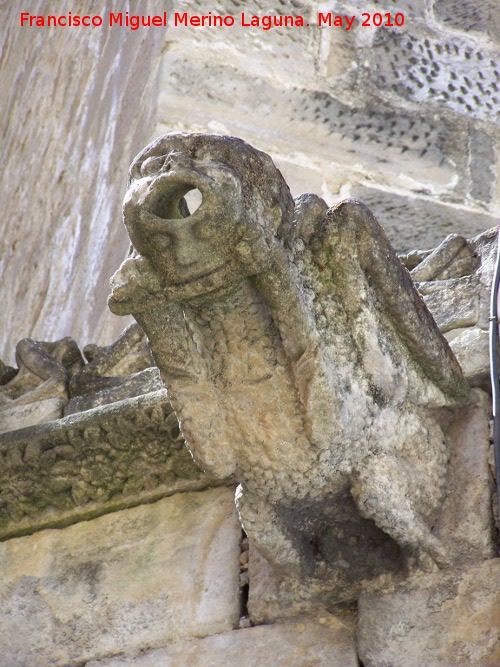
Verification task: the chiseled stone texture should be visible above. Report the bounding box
[86,613,359,667]
[358,559,500,667]
[434,0,500,43]
[159,0,500,255]
[0,488,241,667]
[0,391,224,541]
[0,0,169,365]
[350,187,497,254]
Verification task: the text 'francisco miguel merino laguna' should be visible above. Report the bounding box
[20,11,405,30]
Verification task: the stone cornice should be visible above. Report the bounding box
[0,390,231,540]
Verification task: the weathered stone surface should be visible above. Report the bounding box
[4,0,499,372]
[0,1,169,365]
[435,393,497,563]
[469,128,496,203]
[109,132,468,609]
[247,543,282,624]
[0,336,84,421]
[248,395,496,622]
[402,227,497,388]
[350,187,498,253]
[159,0,499,259]
[358,559,500,667]
[0,325,158,426]
[470,227,498,330]
[70,323,154,394]
[0,488,241,667]
[169,0,319,90]
[65,367,163,415]
[448,327,490,386]
[417,276,480,333]
[434,0,500,44]
[367,25,500,122]
[404,227,496,387]
[159,57,477,230]
[0,397,65,435]
[86,613,359,667]
[410,234,468,281]
[0,391,228,540]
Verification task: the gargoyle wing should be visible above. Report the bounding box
[312,199,468,399]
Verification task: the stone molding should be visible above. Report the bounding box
[0,390,230,540]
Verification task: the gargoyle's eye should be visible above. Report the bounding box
[141,156,166,177]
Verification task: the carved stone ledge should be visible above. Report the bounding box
[0,390,231,540]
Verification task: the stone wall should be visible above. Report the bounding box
[0,0,169,365]
[159,0,500,251]
[2,0,499,362]
[1,2,500,665]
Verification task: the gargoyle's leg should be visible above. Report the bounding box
[235,485,314,579]
[351,453,449,570]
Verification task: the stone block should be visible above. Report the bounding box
[0,488,241,667]
[434,0,500,44]
[247,395,496,625]
[0,397,65,435]
[435,396,497,563]
[448,327,490,386]
[366,26,500,122]
[170,0,319,89]
[247,543,282,624]
[350,186,497,252]
[418,276,480,333]
[0,1,168,365]
[86,613,359,667]
[469,227,498,331]
[158,55,468,210]
[469,128,496,204]
[64,367,164,415]
[363,0,425,17]
[358,559,500,667]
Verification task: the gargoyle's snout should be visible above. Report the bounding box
[161,151,193,173]
[140,151,194,178]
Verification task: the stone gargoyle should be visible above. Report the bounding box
[109,133,469,601]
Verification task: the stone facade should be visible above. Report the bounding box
[1,2,500,665]
[0,0,170,365]
[0,488,241,667]
[2,1,500,363]
[159,0,500,253]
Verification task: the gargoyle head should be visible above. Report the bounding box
[123,133,294,303]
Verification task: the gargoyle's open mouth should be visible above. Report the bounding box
[145,177,204,220]
[140,154,213,221]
